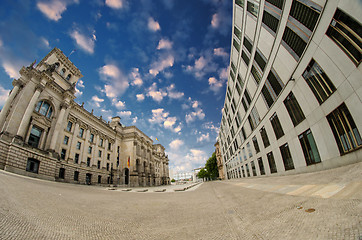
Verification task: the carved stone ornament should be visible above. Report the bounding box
[60,102,70,110]
[35,84,45,92]
[12,79,24,88]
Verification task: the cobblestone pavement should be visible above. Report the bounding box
[0,163,361,240]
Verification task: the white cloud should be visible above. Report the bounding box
[91,95,104,108]
[203,122,219,135]
[148,17,161,32]
[157,38,173,50]
[147,83,167,102]
[0,85,10,108]
[192,101,200,109]
[70,30,96,54]
[211,13,220,28]
[112,99,126,109]
[214,48,228,57]
[132,116,138,124]
[149,54,174,76]
[99,64,129,98]
[40,37,50,49]
[136,94,145,101]
[118,111,132,117]
[169,139,184,150]
[130,68,143,86]
[1,61,20,79]
[149,108,181,133]
[185,53,217,79]
[219,67,228,80]
[208,77,223,94]
[105,0,125,9]
[75,79,84,97]
[185,109,205,124]
[37,0,67,21]
[166,84,184,99]
[197,133,210,142]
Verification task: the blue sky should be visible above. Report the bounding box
[0,0,232,175]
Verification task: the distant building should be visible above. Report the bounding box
[219,0,361,179]
[214,141,225,180]
[192,167,203,182]
[0,47,170,186]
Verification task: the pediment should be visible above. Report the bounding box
[32,114,52,128]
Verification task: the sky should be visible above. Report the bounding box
[0,0,232,175]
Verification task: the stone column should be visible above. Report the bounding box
[16,84,44,139]
[49,102,68,150]
[0,79,23,131]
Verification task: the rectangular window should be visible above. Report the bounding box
[234,26,242,40]
[233,39,240,52]
[107,153,110,160]
[251,161,257,176]
[241,51,250,65]
[282,27,307,58]
[76,141,81,150]
[251,65,262,85]
[98,175,102,184]
[98,150,102,158]
[61,149,66,160]
[28,126,42,148]
[252,136,260,153]
[254,51,266,72]
[90,134,94,143]
[66,121,73,132]
[258,157,265,175]
[326,9,361,65]
[106,163,110,171]
[280,143,295,171]
[241,166,246,177]
[245,163,250,177]
[236,0,244,8]
[260,126,270,148]
[26,158,40,174]
[270,112,284,140]
[243,37,252,53]
[59,168,65,179]
[88,146,92,154]
[247,1,259,18]
[74,171,79,181]
[302,59,336,104]
[299,129,321,166]
[74,153,79,164]
[261,85,275,108]
[79,128,84,138]
[99,138,103,147]
[63,136,69,145]
[97,160,101,169]
[267,151,277,173]
[262,11,279,33]
[284,92,306,126]
[290,0,320,31]
[266,0,284,9]
[87,157,91,167]
[327,103,362,154]
[108,142,112,150]
[247,142,253,158]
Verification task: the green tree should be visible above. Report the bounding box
[205,152,219,180]
[197,168,209,180]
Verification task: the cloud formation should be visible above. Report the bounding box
[169,139,184,150]
[208,77,223,94]
[157,38,173,50]
[197,132,210,142]
[148,17,161,32]
[0,84,10,108]
[70,29,96,54]
[37,0,67,21]
[149,54,174,76]
[105,0,125,9]
[130,68,143,86]
[149,108,181,133]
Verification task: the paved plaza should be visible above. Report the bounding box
[0,163,361,240]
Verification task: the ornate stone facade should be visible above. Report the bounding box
[0,47,170,186]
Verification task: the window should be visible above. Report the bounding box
[236,0,244,8]
[241,51,250,65]
[241,166,246,177]
[267,151,277,173]
[98,150,102,158]
[66,121,73,132]
[107,153,110,160]
[60,68,66,76]
[246,142,252,158]
[243,37,252,53]
[66,74,71,81]
[28,126,42,148]
[26,158,40,174]
[74,153,79,164]
[260,126,270,148]
[76,142,81,150]
[108,142,112,150]
[90,134,94,143]
[97,161,101,169]
[74,171,79,181]
[252,136,260,153]
[54,62,60,69]
[266,0,284,9]
[35,101,53,118]
[106,163,110,171]
[326,9,361,65]
[233,39,240,52]
[98,175,102,184]
[61,149,66,160]
[327,103,362,154]
[79,128,84,138]
[88,146,92,154]
[87,157,91,167]
[299,129,321,166]
[63,136,69,145]
[234,26,242,40]
[251,65,261,85]
[284,92,305,126]
[99,139,103,147]
[302,59,336,104]
[262,11,279,33]
[254,51,266,72]
[59,168,65,179]
[280,143,295,171]
[245,163,250,177]
[290,0,320,31]
[247,1,258,18]
[282,27,307,58]
[258,157,265,175]
[270,113,284,140]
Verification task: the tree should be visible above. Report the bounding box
[197,168,209,180]
[205,152,219,180]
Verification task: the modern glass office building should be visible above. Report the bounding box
[219,0,361,179]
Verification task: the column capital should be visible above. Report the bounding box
[35,83,45,92]
[60,102,69,110]
[12,79,24,88]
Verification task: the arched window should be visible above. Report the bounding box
[66,74,71,81]
[35,100,53,118]
[61,68,66,76]
[54,62,60,69]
